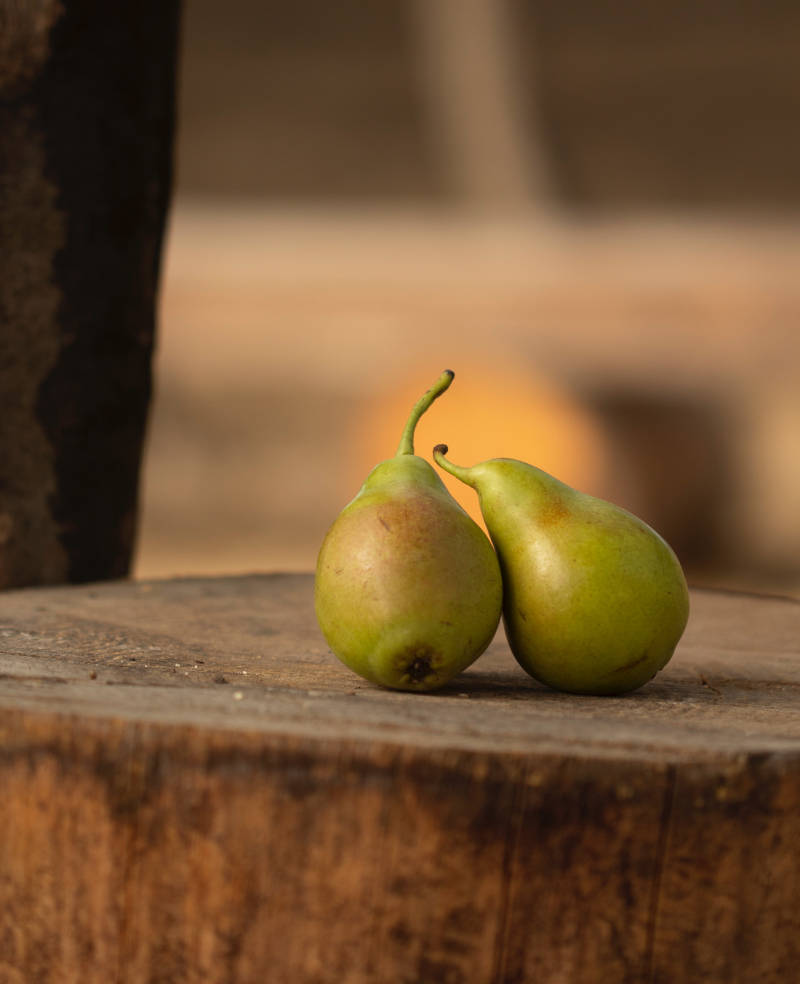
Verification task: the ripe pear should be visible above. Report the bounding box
[315,372,502,692]
[433,446,689,695]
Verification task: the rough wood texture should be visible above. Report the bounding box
[0,0,179,589]
[0,574,798,983]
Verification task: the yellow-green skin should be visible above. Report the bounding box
[463,459,689,695]
[315,456,503,691]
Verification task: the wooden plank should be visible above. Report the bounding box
[142,205,800,585]
[0,575,798,983]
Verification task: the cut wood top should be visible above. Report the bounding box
[0,574,798,764]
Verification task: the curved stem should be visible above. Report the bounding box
[396,370,454,456]
[432,444,476,487]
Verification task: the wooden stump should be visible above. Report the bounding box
[0,0,179,589]
[0,574,798,983]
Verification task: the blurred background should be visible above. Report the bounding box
[134,0,800,596]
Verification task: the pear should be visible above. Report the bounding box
[433,446,689,695]
[315,372,502,692]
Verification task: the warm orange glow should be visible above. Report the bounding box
[347,364,612,529]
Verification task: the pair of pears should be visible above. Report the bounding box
[315,371,689,695]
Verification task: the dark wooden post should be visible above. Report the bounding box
[0,0,180,588]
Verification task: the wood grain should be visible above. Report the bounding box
[0,575,798,983]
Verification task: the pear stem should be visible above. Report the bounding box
[432,444,476,487]
[396,370,455,456]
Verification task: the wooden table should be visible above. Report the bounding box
[0,575,798,983]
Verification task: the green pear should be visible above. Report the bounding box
[433,446,689,695]
[315,372,502,692]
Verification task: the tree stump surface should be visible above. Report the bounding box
[0,574,798,984]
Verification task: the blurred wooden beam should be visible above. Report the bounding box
[413,0,552,209]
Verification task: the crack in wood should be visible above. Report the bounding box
[644,764,677,982]
[491,762,529,983]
